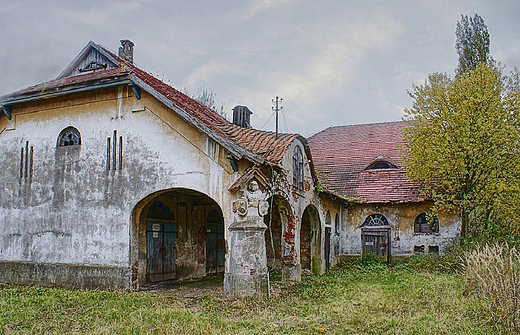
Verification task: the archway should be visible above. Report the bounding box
[300,205,322,274]
[264,195,293,273]
[131,188,224,286]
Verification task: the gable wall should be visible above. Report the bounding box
[0,86,235,288]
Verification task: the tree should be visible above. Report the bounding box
[455,14,491,76]
[182,84,227,119]
[403,63,520,240]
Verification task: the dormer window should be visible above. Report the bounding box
[365,160,398,171]
[57,127,81,147]
[293,146,304,190]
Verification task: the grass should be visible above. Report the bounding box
[0,261,494,334]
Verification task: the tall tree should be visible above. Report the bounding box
[403,63,520,239]
[455,14,491,76]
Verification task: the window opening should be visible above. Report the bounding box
[414,213,439,234]
[57,127,81,147]
[293,146,304,190]
[325,211,331,226]
[147,201,175,221]
[335,213,340,234]
[366,161,397,170]
[364,214,389,226]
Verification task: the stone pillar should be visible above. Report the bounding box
[224,179,270,298]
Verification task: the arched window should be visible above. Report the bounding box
[57,127,81,147]
[335,213,340,234]
[414,213,439,234]
[325,211,332,226]
[147,201,175,221]
[364,214,388,226]
[293,146,304,190]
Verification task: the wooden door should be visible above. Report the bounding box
[361,228,390,263]
[206,224,225,274]
[147,221,177,282]
[325,227,332,270]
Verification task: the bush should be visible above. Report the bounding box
[463,243,520,333]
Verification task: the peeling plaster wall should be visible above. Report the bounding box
[263,139,327,277]
[0,87,235,289]
[343,202,461,257]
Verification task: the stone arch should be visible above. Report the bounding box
[264,195,295,276]
[131,188,224,287]
[300,204,323,275]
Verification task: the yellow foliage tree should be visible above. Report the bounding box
[403,63,520,239]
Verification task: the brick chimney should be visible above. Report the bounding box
[232,106,253,128]
[118,40,135,63]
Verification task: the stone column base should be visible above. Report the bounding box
[282,263,301,282]
[224,273,269,298]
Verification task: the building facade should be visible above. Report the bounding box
[0,41,461,296]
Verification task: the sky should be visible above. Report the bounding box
[1,0,519,137]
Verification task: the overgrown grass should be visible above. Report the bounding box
[1,261,493,334]
[463,243,520,333]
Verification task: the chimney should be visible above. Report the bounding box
[118,40,135,63]
[232,106,253,128]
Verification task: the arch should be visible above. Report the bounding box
[57,127,81,147]
[300,205,322,274]
[131,188,224,286]
[264,195,293,272]
[364,213,389,226]
[414,213,439,234]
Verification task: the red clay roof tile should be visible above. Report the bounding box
[307,121,420,203]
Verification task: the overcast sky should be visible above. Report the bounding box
[1,0,519,137]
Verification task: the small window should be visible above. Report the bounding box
[57,127,81,147]
[428,245,439,255]
[366,160,397,170]
[293,146,304,190]
[364,214,388,226]
[325,211,332,226]
[414,213,439,234]
[334,213,340,234]
[414,245,425,254]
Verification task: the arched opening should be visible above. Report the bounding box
[132,188,225,286]
[300,205,322,274]
[361,213,391,263]
[264,195,292,273]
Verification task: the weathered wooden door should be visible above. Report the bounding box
[147,221,177,282]
[206,224,225,274]
[324,227,332,270]
[361,228,390,262]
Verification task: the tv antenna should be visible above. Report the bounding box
[272,96,283,138]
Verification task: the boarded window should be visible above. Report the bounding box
[414,213,439,234]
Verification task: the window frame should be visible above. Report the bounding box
[57,127,81,147]
[414,213,439,234]
[292,145,304,190]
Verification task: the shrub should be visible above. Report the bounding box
[463,243,520,333]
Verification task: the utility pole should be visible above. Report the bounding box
[272,96,283,138]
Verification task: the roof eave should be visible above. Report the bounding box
[129,74,264,164]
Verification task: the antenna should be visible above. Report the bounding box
[272,96,283,138]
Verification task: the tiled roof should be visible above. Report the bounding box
[307,121,421,203]
[219,123,300,165]
[2,42,300,167]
